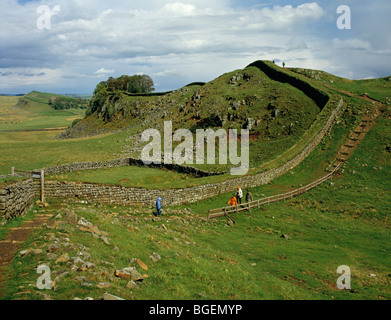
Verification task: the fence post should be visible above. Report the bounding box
[11,167,15,176]
[40,170,45,203]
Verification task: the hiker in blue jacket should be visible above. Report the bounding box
[155,197,162,217]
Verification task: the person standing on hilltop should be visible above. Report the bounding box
[155,197,162,217]
[235,187,243,205]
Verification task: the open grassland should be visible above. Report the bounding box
[0,130,129,177]
[1,114,389,300]
[49,166,200,190]
[0,93,85,131]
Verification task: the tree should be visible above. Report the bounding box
[105,74,155,94]
[87,74,155,118]
[282,62,286,68]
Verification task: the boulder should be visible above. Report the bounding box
[149,252,161,263]
[64,210,78,225]
[55,254,70,264]
[102,293,125,301]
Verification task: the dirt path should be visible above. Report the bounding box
[0,211,53,298]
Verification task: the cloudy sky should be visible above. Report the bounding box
[1,0,390,94]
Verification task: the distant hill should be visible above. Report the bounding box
[0,91,87,132]
[17,91,88,112]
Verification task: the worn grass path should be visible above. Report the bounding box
[0,211,53,298]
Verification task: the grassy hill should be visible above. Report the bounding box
[0,61,390,301]
[0,91,87,132]
[1,61,389,182]
[1,110,389,300]
[62,61,329,173]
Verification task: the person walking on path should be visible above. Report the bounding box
[235,187,243,205]
[155,197,162,217]
[246,189,253,212]
[228,195,237,207]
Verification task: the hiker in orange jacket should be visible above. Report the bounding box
[228,195,238,206]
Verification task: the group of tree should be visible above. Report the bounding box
[86,74,155,118]
[105,74,155,94]
[49,96,88,110]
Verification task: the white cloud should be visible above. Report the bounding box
[0,0,390,93]
[153,69,179,77]
[95,68,115,75]
[161,3,197,16]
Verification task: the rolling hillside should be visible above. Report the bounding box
[0,91,87,132]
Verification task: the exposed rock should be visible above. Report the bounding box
[78,262,96,272]
[19,248,42,257]
[31,249,43,255]
[102,293,125,301]
[55,254,70,264]
[78,217,92,227]
[46,220,59,229]
[47,253,58,260]
[47,243,62,253]
[64,210,78,225]
[149,252,161,263]
[19,250,30,257]
[281,234,289,240]
[130,270,144,282]
[71,257,85,266]
[114,270,131,280]
[96,282,112,289]
[122,267,135,274]
[100,236,110,246]
[126,280,138,289]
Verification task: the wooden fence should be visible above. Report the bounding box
[11,168,45,203]
[207,165,340,220]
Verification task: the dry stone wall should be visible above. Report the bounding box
[43,99,344,208]
[3,158,223,179]
[0,97,343,218]
[0,179,38,222]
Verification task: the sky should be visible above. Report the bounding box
[0,0,390,94]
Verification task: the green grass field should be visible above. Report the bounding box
[1,113,389,300]
[0,63,390,300]
[0,92,86,131]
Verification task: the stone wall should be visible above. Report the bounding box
[1,98,343,218]
[43,99,344,208]
[248,60,330,109]
[3,157,223,179]
[0,179,38,222]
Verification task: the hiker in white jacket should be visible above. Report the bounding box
[235,187,243,205]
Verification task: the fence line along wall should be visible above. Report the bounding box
[208,166,339,219]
